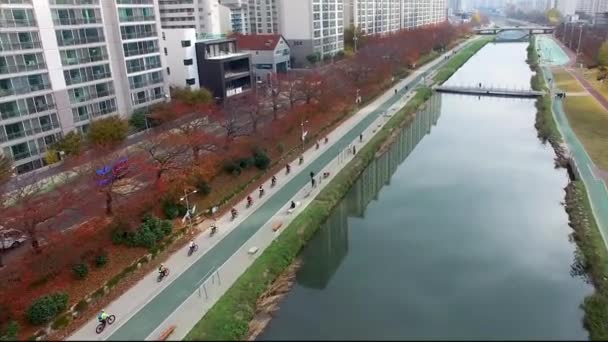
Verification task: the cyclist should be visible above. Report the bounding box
[98,309,109,324]
[158,263,167,276]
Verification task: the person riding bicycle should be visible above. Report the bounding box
[98,310,109,323]
[271,175,277,186]
[158,263,167,276]
[247,195,253,205]
[189,240,196,250]
[231,207,238,218]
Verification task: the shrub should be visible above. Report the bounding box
[253,149,271,170]
[94,252,108,268]
[87,116,129,147]
[237,157,254,169]
[131,215,173,249]
[44,149,60,165]
[162,199,187,219]
[129,110,149,132]
[0,321,18,341]
[26,293,68,325]
[109,216,133,246]
[51,313,70,330]
[223,161,241,175]
[72,263,89,280]
[74,300,88,313]
[53,131,83,156]
[194,178,211,196]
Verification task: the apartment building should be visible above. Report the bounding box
[555,0,577,15]
[0,0,169,174]
[401,0,446,29]
[576,0,608,16]
[344,0,401,35]
[278,0,345,66]
[158,0,231,35]
[220,0,251,34]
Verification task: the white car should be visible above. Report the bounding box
[0,228,27,249]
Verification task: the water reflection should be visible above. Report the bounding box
[297,95,442,290]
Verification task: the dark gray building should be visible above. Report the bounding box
[195,37,253,100]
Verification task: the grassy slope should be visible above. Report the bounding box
[563,96,608,170]
[553,69,585,93]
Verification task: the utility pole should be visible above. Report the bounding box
[353,34,358,53]
[577,24,584,64]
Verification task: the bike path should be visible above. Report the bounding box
[104,40,477,341]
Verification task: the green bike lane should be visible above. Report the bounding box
[106,43,468,340]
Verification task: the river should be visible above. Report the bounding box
[258,42,593,340]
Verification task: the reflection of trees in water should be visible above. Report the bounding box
[297,95,442,290]
[568,232,591,284]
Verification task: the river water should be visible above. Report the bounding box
[259,42,593,340]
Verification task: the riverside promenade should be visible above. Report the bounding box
[68,37,480,341]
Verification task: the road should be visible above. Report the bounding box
[67,37,479,341]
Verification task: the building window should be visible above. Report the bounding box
[185,78,195,85]
[183,58,193,66]
[181,40,191,47]
[166,67,170,75]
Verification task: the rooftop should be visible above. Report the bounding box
[232,34,285,51]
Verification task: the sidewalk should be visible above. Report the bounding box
[67,37,478,341]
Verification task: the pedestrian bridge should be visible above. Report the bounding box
[475,26,554,35]
[433,85,545,98]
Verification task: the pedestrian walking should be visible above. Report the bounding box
[353,145,357,155]
[359,133,363,142]
[310,171,315,179]
[394,89,397,95]
[311,177,316,188]
[316,141,320,150]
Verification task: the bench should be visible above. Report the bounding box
[158,325,176,341]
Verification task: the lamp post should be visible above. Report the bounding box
[353,34,359,53]
[180,189,198,229]
[300,119,308,151]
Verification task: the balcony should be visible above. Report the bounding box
[0,62,46,75]
[0,83,51,98]
[0,18,37,28]
[126,62,161,73]
[53,17,102,26]
[119,15,155,23]
[121,30,158,40]
[62,53,108,66]
[124,47,159,57]
[66,72,111,86]
[133,92,165,105]
[0,124,60,143]
[58,36,105,47]
[12,147,39,161]
[0,41,42,52]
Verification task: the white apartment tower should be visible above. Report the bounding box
[220,0,278,35]
[278,0,345,64]
[159,0,224,34]
[576,0,608,16]
[0,0,169,174]
[401,0,446,29]
[220,0,252,34]
[345,0,402,35]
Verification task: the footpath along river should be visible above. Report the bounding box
[258,41,593,340]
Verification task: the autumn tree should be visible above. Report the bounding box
[87,116,129,148]
[0,153,12,185]
[53,130,83,156]
[598,41,608,69]
[140,133,189,182]
[172,87,213,106]
[211,99,249,144]
[546,8,562,25]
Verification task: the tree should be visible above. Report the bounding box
[87,116,129,148]
[129,110,149,131]
[211,100,250,144]
[54,131,83,156]
[598,41,608,68]
[546,8,562,25]
[172,87,213,106]
[0,153,12,185]
[306,53,320,65]
[471,12,482,27]
[140,134,189,182]
[242,89,269,133]
[344,25,365,51]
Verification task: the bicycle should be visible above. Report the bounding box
[95,315,116,334]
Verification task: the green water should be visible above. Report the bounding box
[259,43,592,340]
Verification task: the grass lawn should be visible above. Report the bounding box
[553,69,585,93]
[563,95,608,170]
[582,68,608,101]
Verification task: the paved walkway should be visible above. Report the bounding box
[537,37,608,256]
[67,37,479,341]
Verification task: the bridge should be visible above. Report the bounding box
[433,85,545,98]
[474,26,555,35]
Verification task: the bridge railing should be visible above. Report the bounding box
[438,83,536,93]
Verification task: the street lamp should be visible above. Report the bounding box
[300,119,308,151]
[353,34,359,53]
[576,24,584,67]
[180,189,198,229]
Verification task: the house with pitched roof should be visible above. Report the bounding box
[233,34,291,83]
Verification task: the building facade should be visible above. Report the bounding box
[0,0,168,174]
[158,0,229,34]
[278,0,345,66]
[576,0,608,16]
[345,0,402,35]
[234,34,290,82]
[555,0,577,16]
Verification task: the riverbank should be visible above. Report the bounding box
[529,36,608,340]
[184,38,491,341]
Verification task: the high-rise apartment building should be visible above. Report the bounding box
[220,0,252,34]
[220,0,278,35]
[344,0,401,35]
[576,0,608,16]
[159,0,228,34]
[278,0,345,65]
[555,0,577,15]
[0,0,169,174]
[401,0,446,29]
